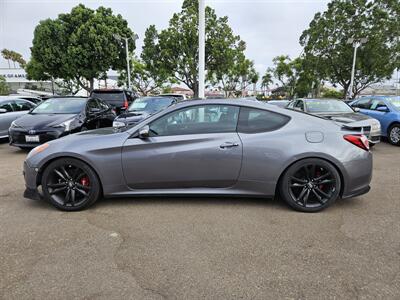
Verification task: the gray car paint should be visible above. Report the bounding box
[0,99,33,138]
[24,99,372,200]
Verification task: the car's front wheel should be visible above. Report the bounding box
[279,158,341,212]
[41,158,101,211]
[388,124,400,146]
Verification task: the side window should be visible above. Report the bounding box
[97,99,110,111]
[0,101,14,112]
[352,98,371,109]
[13,100,35,111]
[294,100,304,111]
[87,99,100,111]
[287,101,295,109]
[149,105,239,136]
[370,100,387,111]
[237,107,290,133]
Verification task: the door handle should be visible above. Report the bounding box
[220,142,239,149]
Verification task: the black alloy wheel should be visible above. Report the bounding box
[280,158,341,212]
[42,158,101,211]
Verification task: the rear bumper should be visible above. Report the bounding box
[341,152,373,198]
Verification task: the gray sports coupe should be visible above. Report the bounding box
[23,99,372,212]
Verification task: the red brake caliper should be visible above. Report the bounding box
[80,177,90,186]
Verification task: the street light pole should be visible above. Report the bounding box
[113,33,139,91]
[124,37,131,90]
[346,37,367,99]
[198,0,205,99]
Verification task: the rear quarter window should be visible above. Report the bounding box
[238,107,290,133]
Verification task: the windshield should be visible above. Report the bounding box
[386,97,400,110]
[129,97,173,112]
[306,100,353,113]
[31,98,87,114]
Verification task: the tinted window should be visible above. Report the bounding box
[0,101,14,112]
[294,100,304,111]
[238,107,290,133]
[149,105,239,136]
[352,98,371,109]
[13,100,35,111]
[31,98,87,114]
[91,91,125,102]
[87,99,101,111]
[97,99,110,111]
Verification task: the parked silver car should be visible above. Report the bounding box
[0,98,36,138]
[287,98,381,144]
[23,99,372,212]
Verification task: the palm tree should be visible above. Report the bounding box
[261,72,273,95]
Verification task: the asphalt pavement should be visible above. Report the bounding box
[0,140,399,299]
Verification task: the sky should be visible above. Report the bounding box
[0,0,331,77]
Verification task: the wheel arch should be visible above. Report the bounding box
[274,156,345,198]
[387,121,400,135]
[36,155,104,195]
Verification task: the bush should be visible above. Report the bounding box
[321,87,343,99]
[0,76,10,95]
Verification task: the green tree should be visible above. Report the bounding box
[1,49,26,68]
[118,25,171,95]
[0,76,10,95]
[26,4,135,92]
[146,0,245,98]
[261,71,273,94]
[300,0,399,99]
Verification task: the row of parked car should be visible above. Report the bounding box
[268,96,400,146]
[0,90,184,149]
[1,92,399,150]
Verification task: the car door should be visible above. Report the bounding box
[0,100,32,137]
[96,99,115,128]
[121,104,243,189]
[85,99,103,130]
[368,99,392,132]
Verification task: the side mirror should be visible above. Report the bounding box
[353,107,360,112]
[138,125,150,139]
[376,106,389,112]
[0,108,7,114]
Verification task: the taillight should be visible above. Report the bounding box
[343,134,369,151]
[123,98,129,109]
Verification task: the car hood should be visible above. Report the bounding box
[14,113,77,129]
[115,111,151,124]
[314,112,371,124]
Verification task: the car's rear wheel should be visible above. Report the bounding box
[279,158,341,212]
[41,158,101,211]
[388,124,400,146]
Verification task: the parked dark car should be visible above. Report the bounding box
[90,89,136,115]
[9,97,115,149]
[287,98,381,145]
[0,98,36,138]
[113,96,178,128]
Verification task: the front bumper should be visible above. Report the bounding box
[9,127,65,148]
[23,161,41,200]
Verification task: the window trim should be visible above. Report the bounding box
[146,104,241,137]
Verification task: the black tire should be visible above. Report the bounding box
[19,147,32,151]
[41,158,101,211]
[279,158,341,212]
[388,124,400,146]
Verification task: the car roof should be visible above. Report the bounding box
[44,97,88,101]
[298,98,341,102]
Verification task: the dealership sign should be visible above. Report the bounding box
[0,68,32,83]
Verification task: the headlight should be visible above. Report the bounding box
[370,121,381,131]
[10,120,21,129]
[52,119,74,131]
[113,121,126,128]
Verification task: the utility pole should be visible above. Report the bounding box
[346,37,367,99]
[198,0,205,99]
[113,33,139,91]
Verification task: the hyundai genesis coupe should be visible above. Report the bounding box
[23,99,372,212]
